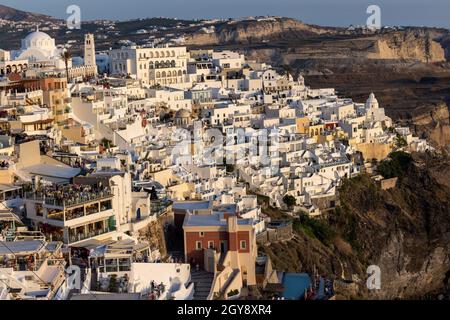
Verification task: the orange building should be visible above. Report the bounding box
[183,212,257,287]
[296,117,310,134]
[24,76,70,126]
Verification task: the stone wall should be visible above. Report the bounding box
[355,142,393,162]
[380,177,398,190]
[256,221,293,244]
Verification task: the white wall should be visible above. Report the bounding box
[130,263,193,300]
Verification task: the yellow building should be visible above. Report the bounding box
[39,77,70,126]
[24,76,70,127]
[308,124,325,142]
[296,117,310,134]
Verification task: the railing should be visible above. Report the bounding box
[26,190,113,208]
[69,227,114,244]
[12,231,46,241]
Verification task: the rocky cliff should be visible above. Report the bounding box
[367,31,446,62]
[186,18,447,64]
[263,153,450,299]
[185,18,333,46]
[403,103,450,153]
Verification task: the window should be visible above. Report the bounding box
[35,204,44,217]
[105,258,118,273]
[208,241,214,249]
[196,241,202,250]
[240,240,247,250]
[199,232,205,237]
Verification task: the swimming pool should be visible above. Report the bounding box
[282,273,312,300]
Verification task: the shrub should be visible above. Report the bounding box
[378,151,412,179]
[283,195,296,208]
[293,214,336,245]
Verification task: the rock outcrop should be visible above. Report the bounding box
[367,31,446,63]
[263,155,450,299]
[185,18,333,46]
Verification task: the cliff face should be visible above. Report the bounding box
[344,159,450,299]
[367,31,446,62]
[185,18,331,46]
[186,18,447,64]
[263,154,450,299]
[407,103,450,152]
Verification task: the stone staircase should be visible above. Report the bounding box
[191,270,214,300]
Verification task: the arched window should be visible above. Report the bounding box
[171,60,176,67]
[160,51,165,58]
[156,71,161,78]
[161,71,166,77]
[171,50,176,57]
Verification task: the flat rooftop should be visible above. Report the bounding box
[184,213,252,227]
[0,240,45,255]
[173,200,212,211]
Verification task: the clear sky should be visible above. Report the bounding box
[1,0,449,28]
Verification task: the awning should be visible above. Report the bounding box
[0,210,23,225]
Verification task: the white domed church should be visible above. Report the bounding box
[364,92,391,126]
[12,27,69,70]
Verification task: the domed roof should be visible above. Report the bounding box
[366,92,379,109]
[175,109,191,118]
[24,30,52,43]
[21,27,56,52]
[367,92,377,102]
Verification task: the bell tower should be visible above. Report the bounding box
[84,33,97,73]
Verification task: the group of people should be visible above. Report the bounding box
[0,254,35,271]
[34,183,111,206]
[147,281,166,300]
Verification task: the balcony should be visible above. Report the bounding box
[68,220,116,244]
[69,228,110,244]
[26,185,113,209]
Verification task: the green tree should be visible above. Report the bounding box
[283,195,296,208]
[378,151,412,178]
[101,138,112,149]
[60,49,72,84]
